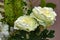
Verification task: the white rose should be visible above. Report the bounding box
[30,7,57,28]
[14,15,39,32]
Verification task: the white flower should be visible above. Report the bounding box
[30,7,57,28]
[0,22,9,37]
[0,13,4,20]
[14,15,38,32]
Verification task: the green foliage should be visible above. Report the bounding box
[4,0,24,26]
[4,0,15,26]
[47,30,55,38]
[8,30,27,40]
[46,3,56,9]
[40,0,46,7]
[8,27,55,40]
[40,0,56,9]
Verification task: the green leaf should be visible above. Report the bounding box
[47,30,55,38]
[40,0,46,7]
[4,0,24,26]
[4,0,15,26]
[8,30,28,40]
[29,27,41,40]
[40,29,48,38]
[14,0,24,17]
[8,29,54,40]
[46,3,56,9]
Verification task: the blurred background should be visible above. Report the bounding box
[0,0,60,40]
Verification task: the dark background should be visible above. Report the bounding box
[0,0,60,40]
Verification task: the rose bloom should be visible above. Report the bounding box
[30,7,57,28]
[14,15,38,32]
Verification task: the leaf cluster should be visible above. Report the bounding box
[8,27,55,40]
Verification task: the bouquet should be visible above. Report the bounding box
[0,0,57,40]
